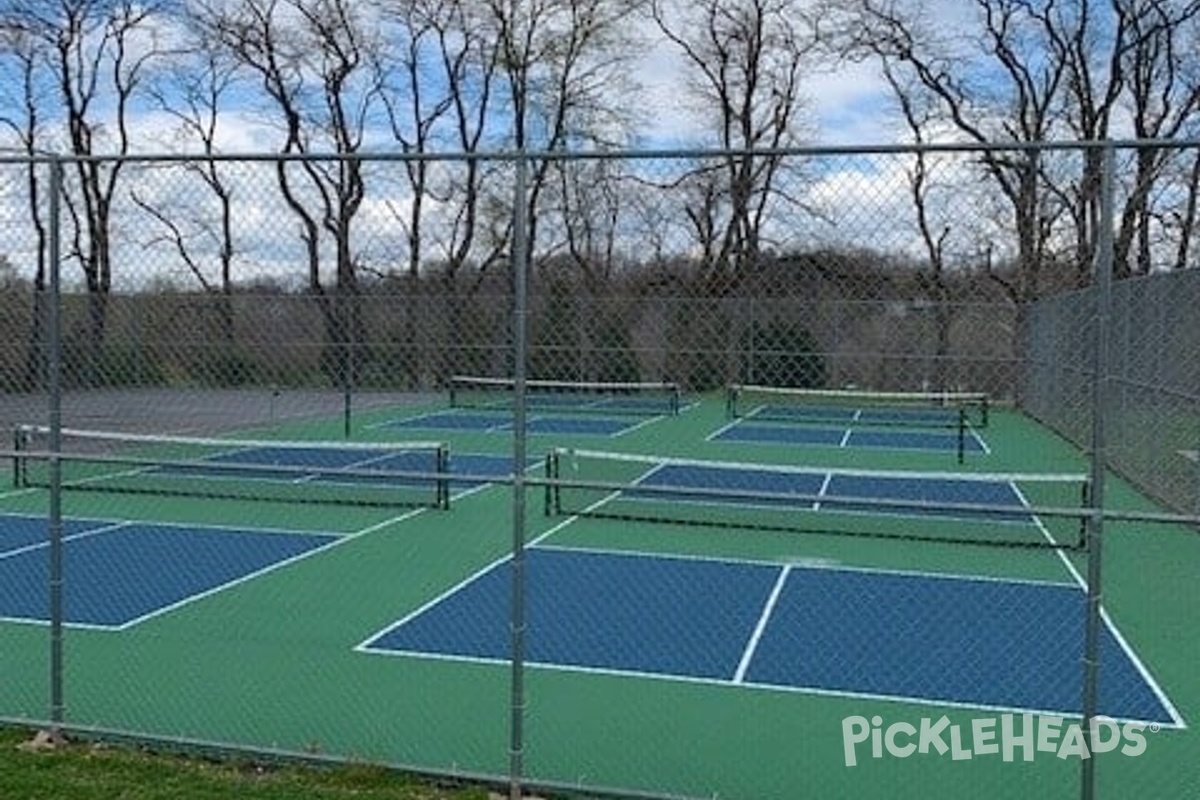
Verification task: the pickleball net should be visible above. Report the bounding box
[726,384,990,428]
[12,425,451,509]
[544,448,1089,549]
[449,375,682,416]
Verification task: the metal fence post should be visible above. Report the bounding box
[47,156,66,740]
[509,151,530,800]
[1080,141,1115,800]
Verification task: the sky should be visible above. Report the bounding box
[4,0,1180,292]
[632,45,899,147]
[628,31,898,148]
[3,0,922,156]
[625,0,982,148]
[0,0,1018,290]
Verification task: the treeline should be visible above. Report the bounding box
[1,2,1197,395]
[0,246,1024,397]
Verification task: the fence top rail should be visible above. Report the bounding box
[1,138,1196,167]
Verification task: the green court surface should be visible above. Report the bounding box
[0,393,1196,800]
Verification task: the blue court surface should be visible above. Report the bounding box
[711,419,987,454]
[0,513,337,628]
[630,462,1037,522]
[523,395,677,415]
[156,444,445,485]
[382,410,649,436]
[744,403,971,427]
[359,547,1179,726]
[147,447,528,493]
[446,453,537,487]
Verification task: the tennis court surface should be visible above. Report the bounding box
[360,547,1174,725]
[0,512,339,628]
[1,386,1196,800]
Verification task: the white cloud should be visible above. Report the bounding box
[805,61,897,146]
[629,18,900,148]
[627,35,703,146]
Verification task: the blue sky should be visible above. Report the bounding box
[629,22,899,148]
[0,0,1029,289]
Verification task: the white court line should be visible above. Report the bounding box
[608,415,669,437]
[704,417,744,441]
[0,518,131,561]
[1004,484,1187,730]
[733,565,791,683]
[813,472,834,511]
[357,550,1184,730]
[359,463,1187,731]
[377,639,1187,728]
[533,542,1079,588]
[114,507,429,631]
[0,507,425,631]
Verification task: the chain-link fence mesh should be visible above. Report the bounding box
[0,144,1195,800]
[1027,269,1200,517]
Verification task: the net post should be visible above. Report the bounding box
[956,406,966,465]
[436,444,450,510]
[12,425,23,488]
[1077,476,1092,550]
[544,451,559,515]
[725,384,738,418]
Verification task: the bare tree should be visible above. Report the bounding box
[825,0,1078,304]
[4,0,172,384]
[879,59,959,390]
[371,0,510,384]
[133,34,247,380]
[194,0,387,389]
[378,0,459,279]
[425,0,508,283]
[647,0,816,388]
[651,0,816,284]
[137,45,241,295]
[0,15,51,388]
[421,0,643,386]
[482,0,642,257]
[1104,1,1200,276]
[827,0,1200,290]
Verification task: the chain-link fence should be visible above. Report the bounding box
[0,144,1196,800]
[1026,268,1200,518]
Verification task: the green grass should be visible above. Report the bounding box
[0,727,493,800]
